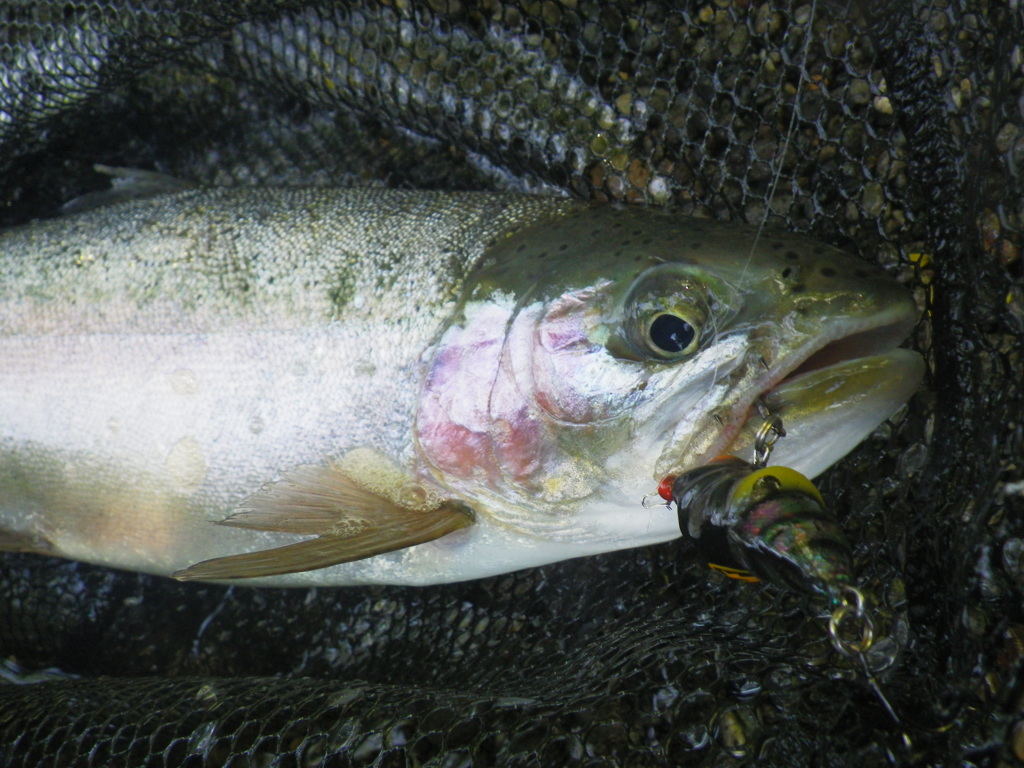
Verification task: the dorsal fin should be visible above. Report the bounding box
[0,527,56,556]
[61,165,197,215]
[172,451,474,581]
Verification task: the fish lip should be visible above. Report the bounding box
[766,309,917,398]
[695,306,919,468]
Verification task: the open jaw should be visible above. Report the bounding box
[657,310,924,480]
[729,317,924,478]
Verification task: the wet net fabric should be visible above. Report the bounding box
[1,1,1022,765]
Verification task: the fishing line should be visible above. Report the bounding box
[741,0,818,281]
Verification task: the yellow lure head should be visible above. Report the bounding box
[727,465,825,510]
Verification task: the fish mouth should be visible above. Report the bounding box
[781,321,913,382]
[656,307,924,478]
[729,347,924,477]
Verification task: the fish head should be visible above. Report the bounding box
[416,206,922,538]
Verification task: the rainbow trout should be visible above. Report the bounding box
[0,187,923,586]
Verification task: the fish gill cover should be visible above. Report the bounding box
[0,0,1021,765]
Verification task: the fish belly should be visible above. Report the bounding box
[0,319,679,586]
[0,321,414,577]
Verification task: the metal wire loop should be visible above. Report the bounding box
[828,586,875,657]
[641,493,667,509]
[753,408,786,468]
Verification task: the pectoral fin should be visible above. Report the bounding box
[172,451,474,581]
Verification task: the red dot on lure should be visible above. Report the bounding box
[658,457,738,502]
[657,475,677,502]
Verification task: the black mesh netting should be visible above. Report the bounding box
[1,1,1023,765]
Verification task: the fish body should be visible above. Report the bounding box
[0,188,923,586]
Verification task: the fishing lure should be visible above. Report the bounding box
[668,455,854,603]
[649,409,854,603]
[654,412,909,740]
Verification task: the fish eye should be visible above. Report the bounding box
[607,266,717,363]
[646,312,699,358]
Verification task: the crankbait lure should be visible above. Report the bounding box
[670,455,854,603]
[651,406,855,602]
[652,407,910,742]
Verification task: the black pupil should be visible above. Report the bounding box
[650,314,695,354]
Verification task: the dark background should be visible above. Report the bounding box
[1,1,1022,765]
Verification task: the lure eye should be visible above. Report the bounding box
[647,312,699,357]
